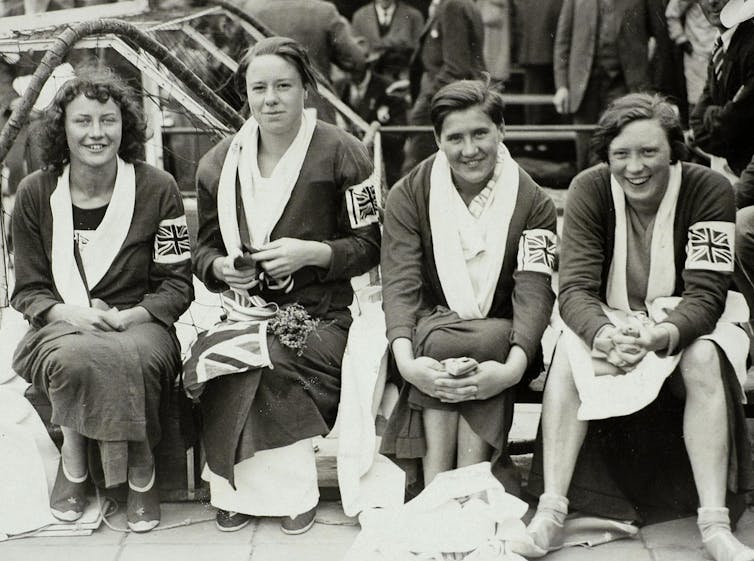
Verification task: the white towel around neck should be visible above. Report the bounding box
[429,144,519,319]
[50,157,135,307]
[606,162,682,310]
[217,109,317,257]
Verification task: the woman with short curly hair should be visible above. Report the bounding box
[11,67,193,532]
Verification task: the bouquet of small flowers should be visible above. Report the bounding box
[269,303,320,356]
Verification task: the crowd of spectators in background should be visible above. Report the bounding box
[1,0,753,203]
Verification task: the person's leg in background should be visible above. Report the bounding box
[401,92,436,176]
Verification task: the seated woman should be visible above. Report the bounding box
[379,79,557,490]
[11,68,194,532]
[185,36,381,534]
[527,93,754,561]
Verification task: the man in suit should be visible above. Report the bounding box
[402,0,486,174]
[236,0,366,123]
[514,0,563,124]
[337,48,410,187]
[352,0,424,62]
[553,0,667,170]
[690,0,754,331]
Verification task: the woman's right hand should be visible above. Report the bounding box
[398,356,450,397]
[212,253,260,291]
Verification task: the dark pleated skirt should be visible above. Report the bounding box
[527,344,754,525]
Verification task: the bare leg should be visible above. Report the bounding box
[541,344,587,496]
[527,344,586,552]
[681,341,754,561]
[60,427,87,479]
[422,408,458,485]
[456,415,492,468]
[681,340,728,507]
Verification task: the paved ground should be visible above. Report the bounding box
[4,499,754,560]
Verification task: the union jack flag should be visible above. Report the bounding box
[518,229,557,274]
[182,320,271,398]
[154,215,191,264]
[685,221,734,272]
[345,176,380,229]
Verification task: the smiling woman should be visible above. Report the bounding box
[185,36,380,535]
[527,93,754,561]
[10,67,193,533]
[380,79,557,492]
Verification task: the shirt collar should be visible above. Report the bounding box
[719,23,739,51]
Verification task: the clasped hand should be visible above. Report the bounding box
[48,300,147,332]
[594,322,668,370]
[401,356,518,403]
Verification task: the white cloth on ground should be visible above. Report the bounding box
[0,389,59,536]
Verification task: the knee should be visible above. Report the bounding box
[680,340,722,397]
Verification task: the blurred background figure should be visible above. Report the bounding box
[513,0,563,125]
[402,0,486,175]
[552,0,669,171]
[234,0,366,123]
[689,0,754,336]
[336,39,410,187]
[665,0,718,111]
[351,0,424,79]
[478,0,512,88]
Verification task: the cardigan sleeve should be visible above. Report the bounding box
[509,186,557,363]
[381,174,425,344]
[138,175,195,327]
[193,142,230,293]
[10,177,61,328]
[662,175,735,351]
[558,172,614,347]
[318,133,382,282]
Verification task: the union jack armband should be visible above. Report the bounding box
[685,221,734,272]
[345,176,380,229]
[517,229,558,274]
[154,215,191,264]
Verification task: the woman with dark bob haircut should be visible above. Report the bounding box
[380,79,557,495]
[185,36,380,534]
[527,92,754,561]
[11,67,193,532]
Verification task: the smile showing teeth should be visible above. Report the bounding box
[86,145,106,152]
[627,177,649,186]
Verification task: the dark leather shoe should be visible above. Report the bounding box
[280,504,317,535]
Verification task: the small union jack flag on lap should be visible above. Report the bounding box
[345,175,380,229]
[518,229,558,274]
[154,215,191,264]
[685,221,734,272]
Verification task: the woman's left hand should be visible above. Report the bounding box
[252,238,332,278]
